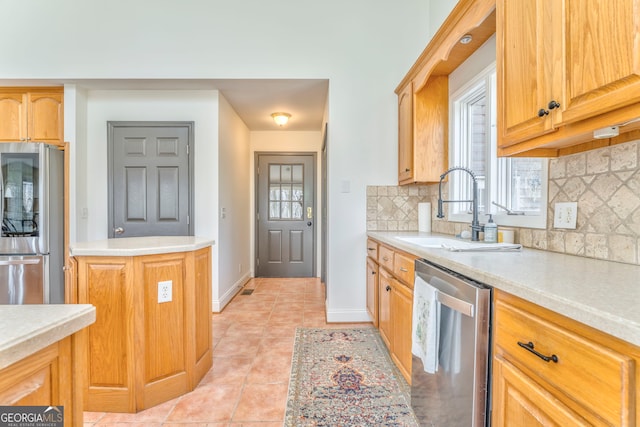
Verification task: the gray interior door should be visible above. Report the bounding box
[256,153,315,277]
[108,122,193,238]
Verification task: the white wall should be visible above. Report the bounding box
[250,131,323,277]
[1,0,433,321]
[428,0,459,39]
[217,94,251,310]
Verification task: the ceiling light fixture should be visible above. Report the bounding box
[460,34,473,44]
[271,112,291,126]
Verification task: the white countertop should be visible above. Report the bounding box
[70,236,215,257]
[0,304,96,370]
[368,231,640,347]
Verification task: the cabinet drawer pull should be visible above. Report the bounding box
[367,247,375,251]
[382,256,389,261]
[399,267,408,272]
[517,341,558,363]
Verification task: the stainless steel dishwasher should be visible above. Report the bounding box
[411,258,492,427]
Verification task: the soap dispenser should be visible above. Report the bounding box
[484,214,497,243]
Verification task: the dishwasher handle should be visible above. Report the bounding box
[437,291,474,317]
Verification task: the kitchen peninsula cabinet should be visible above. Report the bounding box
[0,304,96,427]
[0,88,64,145]
[72,237,213,413]
[492,290,640,426]
[497,0,640,156]
[368,239,416,383]
[395,0,496,185]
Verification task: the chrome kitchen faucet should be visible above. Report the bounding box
[437,166,484,241]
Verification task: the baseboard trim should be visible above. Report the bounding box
[325,304,372,323]
[213,273,251,312]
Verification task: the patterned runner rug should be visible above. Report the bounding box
[284,328,419,426]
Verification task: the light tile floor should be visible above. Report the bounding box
[84,277,371,426]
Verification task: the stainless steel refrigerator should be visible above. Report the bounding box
[0,143,64,304]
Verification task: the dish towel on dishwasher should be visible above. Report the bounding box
[411,275,440,373]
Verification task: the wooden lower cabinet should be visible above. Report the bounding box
[0,335,82,427]
[492,356,589,426]
[369,239,415,384]
[378,268,393,349]
[390,277,413,382]
[75,247,212,413]
[366,257,379,327]
[492,290,640,426]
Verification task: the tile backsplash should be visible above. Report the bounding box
[367,139,640,265]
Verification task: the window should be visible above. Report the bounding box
[448,62,547,229]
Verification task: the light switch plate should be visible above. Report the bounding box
[554,202,578,229]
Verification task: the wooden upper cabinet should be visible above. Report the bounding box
[561,0,640,124]
[398,77,448,185]
[0,92,27,141]
[395,0,496,184]
[0,88,63,145]
[411,76,448,184]
[497,0,640,156]
[497,0,561,147]
[28,91,64,144]
[398,82,414,183]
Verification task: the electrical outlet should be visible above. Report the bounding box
[158,280,172,303]
[554,202,578,229]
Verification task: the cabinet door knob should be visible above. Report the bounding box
[548,100,561,110]
[537,108,549,117]
[371,271,376,275]
[385,285,391,292]
[405,168,411,172]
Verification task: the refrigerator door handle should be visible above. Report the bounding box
[0,258,41,266]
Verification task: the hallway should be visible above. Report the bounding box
[84,277,371,426]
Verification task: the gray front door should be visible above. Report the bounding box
[256,153,315,277]
[108,121,193,238]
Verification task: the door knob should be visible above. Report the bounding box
[307,221,312,226]
[114,227,124,235]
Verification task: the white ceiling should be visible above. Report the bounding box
[0,78,329,131]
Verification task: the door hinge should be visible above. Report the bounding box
[257,213,260,221]
[186,144,190,155]
[187,215,190,225]
[257,258,259,266]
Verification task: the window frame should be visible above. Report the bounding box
[448,62,548,229]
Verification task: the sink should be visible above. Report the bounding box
[395,236,460,248]
[395,235,522,252]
